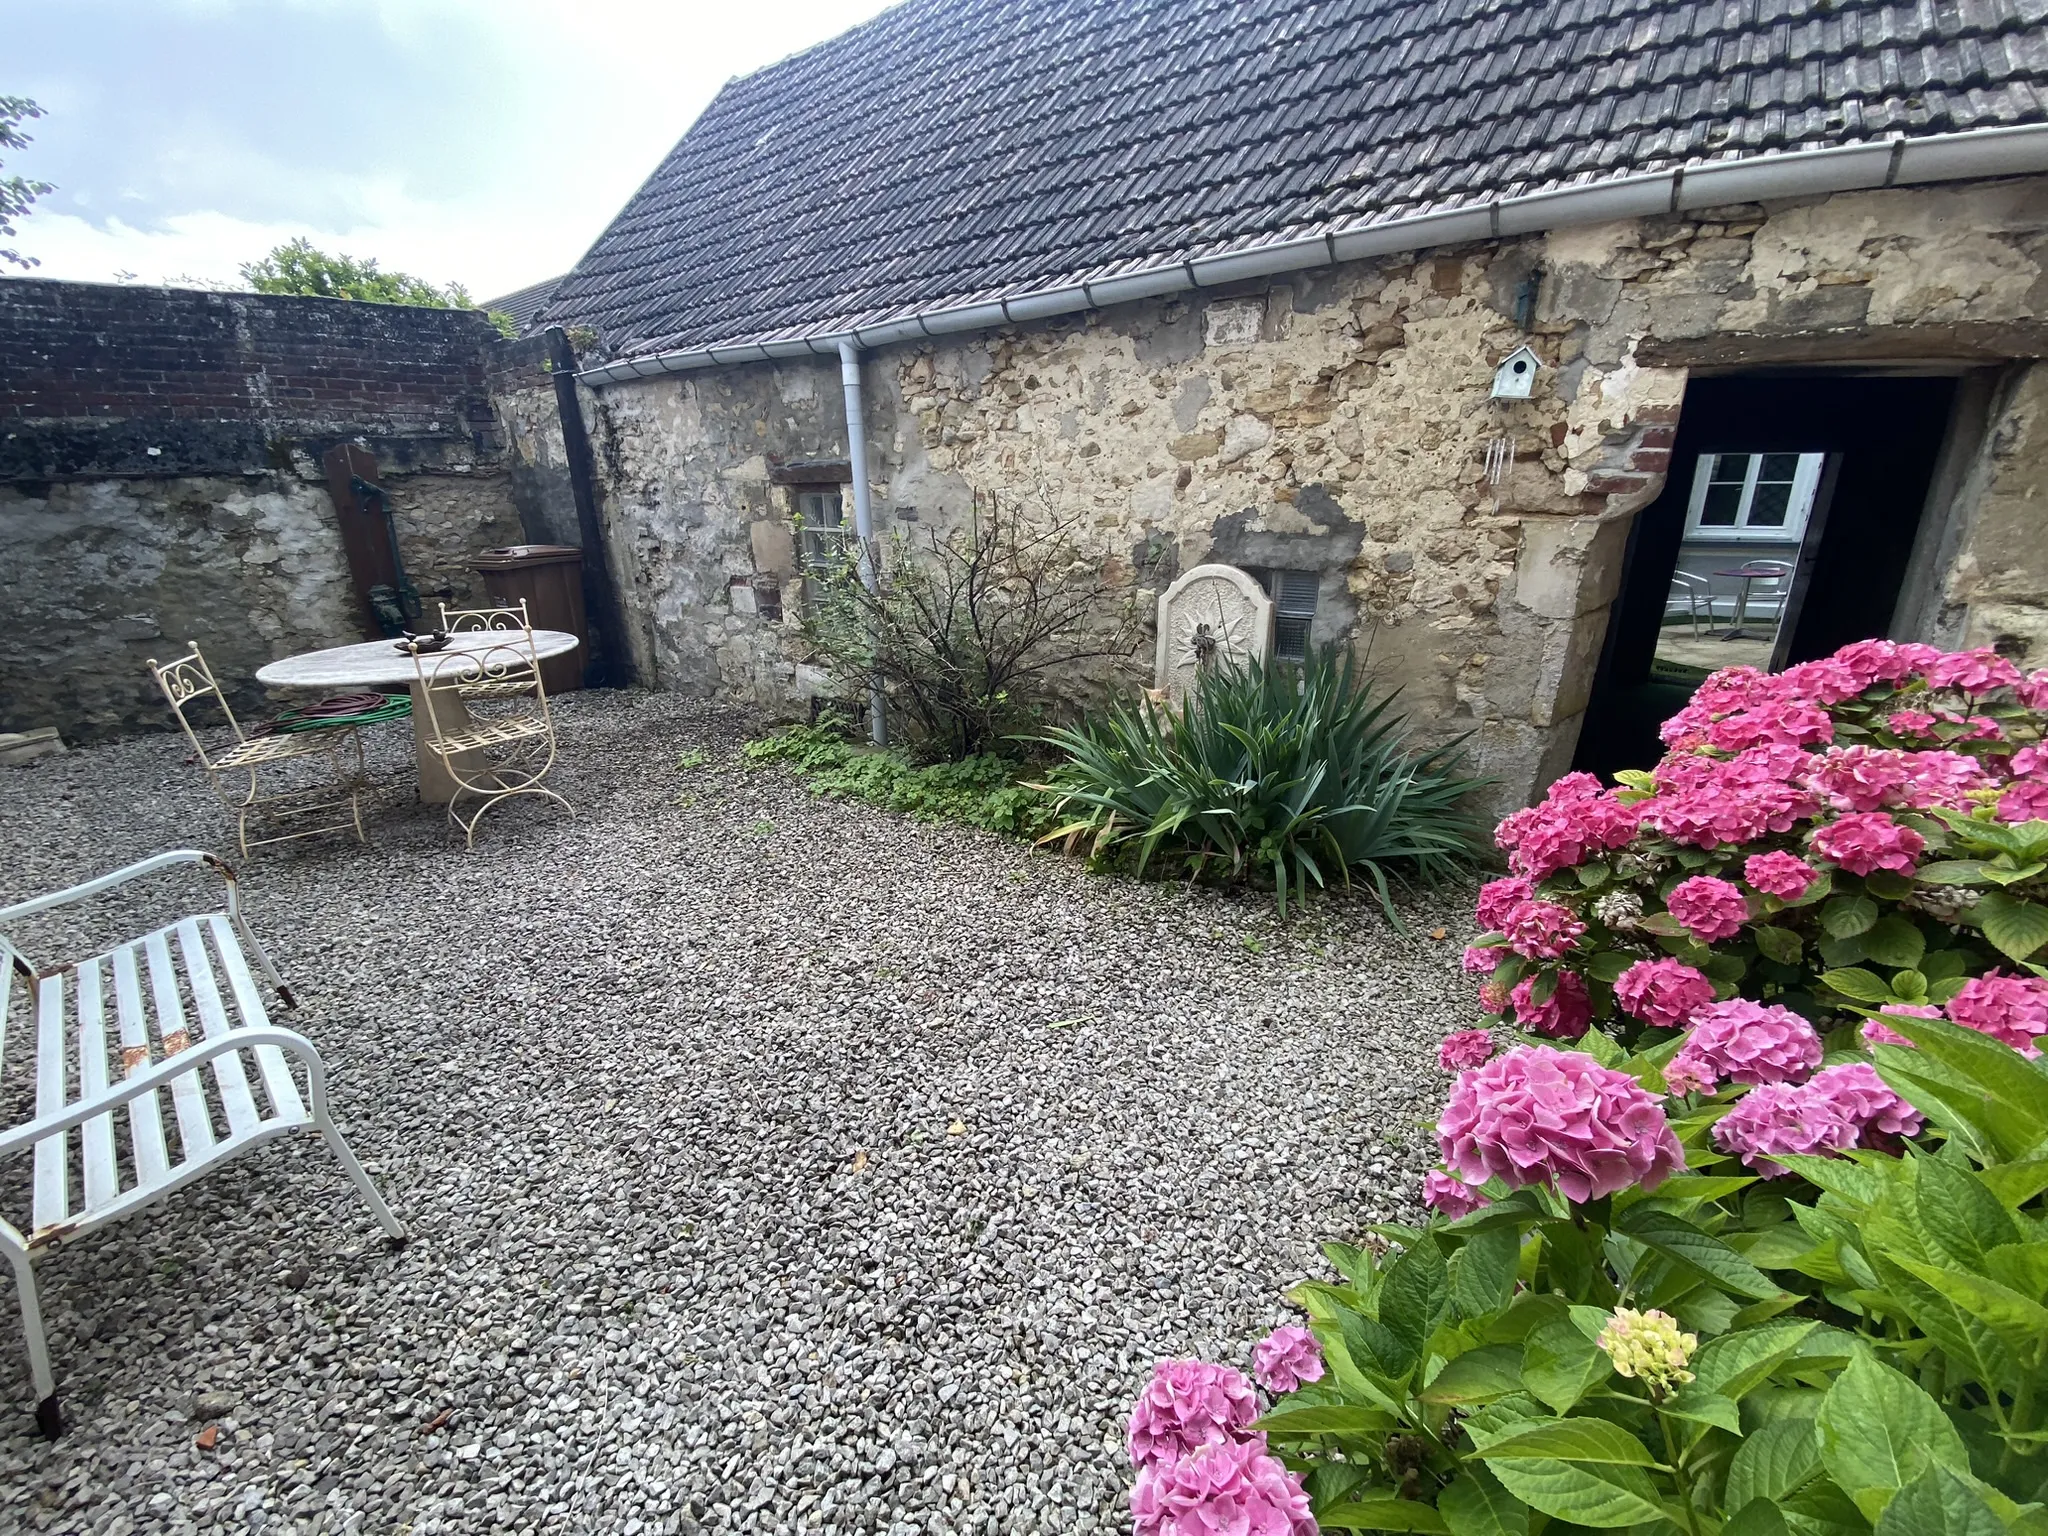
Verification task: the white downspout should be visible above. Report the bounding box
[837,338,888,746]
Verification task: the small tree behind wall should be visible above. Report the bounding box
[801,495,1145,761]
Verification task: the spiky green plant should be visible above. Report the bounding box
[1034,646,1489,920]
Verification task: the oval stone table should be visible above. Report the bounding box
[256,631,579,804]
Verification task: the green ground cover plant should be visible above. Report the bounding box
[743,723,1056,838]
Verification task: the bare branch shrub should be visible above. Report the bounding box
[799,494,1144,759]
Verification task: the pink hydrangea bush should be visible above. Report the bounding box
[1131,1439,1316,1536]
[1436,1045,1684,1202]
[1465,640,2048,1071]
[1127,1361,1261,1469]
[1663,1000,1823,1095]
[1251,1326,1324,1394]
[1435,1029,1494,1071]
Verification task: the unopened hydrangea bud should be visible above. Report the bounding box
[1596,1307,1697,1397]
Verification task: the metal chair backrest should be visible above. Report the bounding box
[410,625,552,751]
[438,598,533,635]
[146,644,247,769]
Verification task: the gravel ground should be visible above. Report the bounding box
[0,691,1475,1536]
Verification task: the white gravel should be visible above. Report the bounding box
[0,691,1474,1535]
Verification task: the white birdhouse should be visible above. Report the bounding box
[1491,345,1541,399]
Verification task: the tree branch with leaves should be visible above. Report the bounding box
[1,96,52,270]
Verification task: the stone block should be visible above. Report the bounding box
[749,518,797,576]
[1513,511,1634,620]
[0,727,65,766]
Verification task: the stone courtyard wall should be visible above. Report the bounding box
[582,175,2048,808]
[0,281,527,739]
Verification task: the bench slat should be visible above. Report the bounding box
[112,945,171,1188]
[143,930,214,1164]
[32,973,67,1232]
[75,959,119,1212]
[176,919,260,1138]
[206,915,305,1124]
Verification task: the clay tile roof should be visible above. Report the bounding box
[542,0,2048,363]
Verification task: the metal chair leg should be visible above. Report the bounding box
[7,1245,60,1439]
[314,1120,406,1243]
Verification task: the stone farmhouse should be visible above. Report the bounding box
[534,0,2048,807]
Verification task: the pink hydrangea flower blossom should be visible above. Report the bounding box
[1779,657,1868,706]
[1478,979,1510,1015]
[1462,944,1504,975]
[1666,876,1751,943]
[1809,812,1925,877]
[1437,1029,1495,1072]
[1127,1361,1261,1470]
[1999,779,2048,824]
[1886,709,1939,738]
[1712,1081,1858,1175]
[1744,850,1819,900]
[1614,957,1716,1029]
[1945,971,2048,1056]
[1131,1438,1316,1536]
[1834,639,1941,689]
[1663,1000,1822,1094]
[1423,1168,1488,1217]
[1496,789,1640,881]
[1645,746,1821,849]
[1808,1062,1923,1141]
[1925,648,2023,696]
[1510,971,1592,1041]
[2019,670,2048,711]
[1862,1002,1939,1049]
[1251,1326,1324,1394]
[1475,876,1535,933]
[1436,1045,1685,1203]
[1502,900,1587,960]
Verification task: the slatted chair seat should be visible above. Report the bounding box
[207,731,349,772]
[426,713,550,756]
[1,852,402,1440]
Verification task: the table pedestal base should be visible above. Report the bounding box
[409,684,493,805]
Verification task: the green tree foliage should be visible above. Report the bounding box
[1,95,53,270]
[239,238,514,335]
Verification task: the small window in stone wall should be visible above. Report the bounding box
[1255,569,1319,661]
[797,488,849,578]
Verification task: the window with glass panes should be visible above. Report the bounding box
[1254,569,1319,660]
[796,489,849,576]
[1683,452,1824,541]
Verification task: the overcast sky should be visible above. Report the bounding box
[2,0,895,299]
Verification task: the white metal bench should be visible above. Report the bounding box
[0,851,403,1439]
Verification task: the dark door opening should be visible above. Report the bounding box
[1574,373,1959,781]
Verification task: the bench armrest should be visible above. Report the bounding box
[0,1025,321,1162]
[0,850,239,929]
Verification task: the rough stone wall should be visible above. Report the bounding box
[0,280,528,739]
[585,175,2048,808]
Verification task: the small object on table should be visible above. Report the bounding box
[255,630,580,804]
[395,630,451,655]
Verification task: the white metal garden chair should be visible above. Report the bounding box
[1663,571,1715,638]
[147,643,367,857]
[0,851,403,1438]
[412,608,572,849]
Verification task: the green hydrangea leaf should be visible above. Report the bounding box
[1815,1352,1971,1522]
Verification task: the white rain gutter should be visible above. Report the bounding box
[578,123,2048,388]
[837,337,888,747]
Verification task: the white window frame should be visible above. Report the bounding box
[1682,451,1825,543]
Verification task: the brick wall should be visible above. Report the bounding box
[0,278,504,479]
[0,279,528,739]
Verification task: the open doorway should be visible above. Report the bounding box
[1574,373,1960,779]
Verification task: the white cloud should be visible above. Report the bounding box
[3,0,897,299]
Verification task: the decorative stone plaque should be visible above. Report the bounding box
[1154,563,1273,701]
